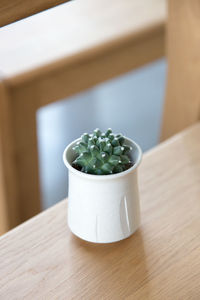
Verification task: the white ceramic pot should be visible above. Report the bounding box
[63,137,142,243]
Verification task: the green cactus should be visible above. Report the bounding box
[72,128,132,175]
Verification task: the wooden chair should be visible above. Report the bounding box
[0,0,166,234]
[0,0,199,235]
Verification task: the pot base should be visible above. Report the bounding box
[69,223,139,244]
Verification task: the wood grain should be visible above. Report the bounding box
[161,0,200,140]
[0,0,70,27]
[0,123,199,299]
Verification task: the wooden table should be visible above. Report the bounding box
[0,123,200,299]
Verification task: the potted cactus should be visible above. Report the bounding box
[63,128,142,243]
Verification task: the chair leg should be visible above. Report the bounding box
[0,82,41,234]
[161,0,200,141]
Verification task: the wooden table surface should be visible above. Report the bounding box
[0,123,200,300]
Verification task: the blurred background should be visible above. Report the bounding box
[37,58,166,209]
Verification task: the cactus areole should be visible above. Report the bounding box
[72,128,133,175]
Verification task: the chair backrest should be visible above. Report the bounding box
[161,0,200,140]
[3,0,200,234]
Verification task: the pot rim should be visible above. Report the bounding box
[63,136,142,180]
